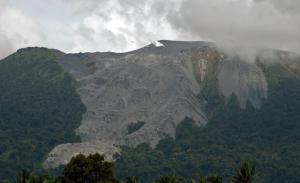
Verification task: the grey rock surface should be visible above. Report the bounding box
[218,58,268,108]
[43,141,120,169]
[45,41,210,168]
[44,40,270,168]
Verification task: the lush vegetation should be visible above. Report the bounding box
[127,122,146,135]
[6,153,257,183]
[0,49,299,183]
[114,62,300,183]
[0,48,86,181]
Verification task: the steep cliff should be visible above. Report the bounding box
[44,41,283,168]
[45,41,210,168]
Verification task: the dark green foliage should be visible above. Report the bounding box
[1,48,299,182]
[192,176,222,183]
[15,170,55,183]
[124,176,139,183]
[62,153,119,183]
[154,175,182,183]
[115,63,300,183]
[127,122,145,135]
[16,170,30,183]
[206,176,222,183]
[230,161,255,183]
[192,176,207,183]
[0,48,85,181]
[11,156,256,183]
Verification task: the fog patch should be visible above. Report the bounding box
[167,0,300,63]
[0,1,46,59]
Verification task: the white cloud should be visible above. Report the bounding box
[0,0,46,59]
[254,0,300,14]
[167,0,300,61]
[61,0,300,59]
[1,0,300,59]
[62,0,180,53]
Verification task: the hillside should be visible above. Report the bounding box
[115,57,300,183]
[0,48,86,180]
[0,41,299,182]
[45,41,273,168]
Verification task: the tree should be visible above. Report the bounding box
[16,170,30,183]
[154,175,182,183]
[231,161,256,183]
[192,176,207,183]
[192,175,222,183]
[206,176,222,183]
[124,176,139,183]
[63,153,119,183]
[16,170,55,183]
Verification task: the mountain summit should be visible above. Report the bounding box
[43,40,298,168]
[0,41,299,181]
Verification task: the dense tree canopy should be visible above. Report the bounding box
[114,62,300,183]
[0,49,299,183]
[0,48,86,181]
[8,154,256,183]
[63,154,119,183]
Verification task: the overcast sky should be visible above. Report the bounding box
[0,0,299,59]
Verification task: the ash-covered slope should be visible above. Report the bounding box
[44,41,210,168]
[218,58,268,108]
[44,40,271,168]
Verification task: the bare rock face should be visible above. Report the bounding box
[43,141,120,169]
[218,58,268,108]
[44,41,210,168]
[44,41,270,168]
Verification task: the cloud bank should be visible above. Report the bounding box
[168,0,300,60]
[0,0,46,59]
[65,0,180,53]
[0,0,299,59]
[62,0,300,59]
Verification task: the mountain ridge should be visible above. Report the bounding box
[42,40,299,168]
[0,40,299,174]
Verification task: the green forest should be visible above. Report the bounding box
[114,61,300,183]
[0,48,85,180]
[0,49,299,182]
[5,153,256,183]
